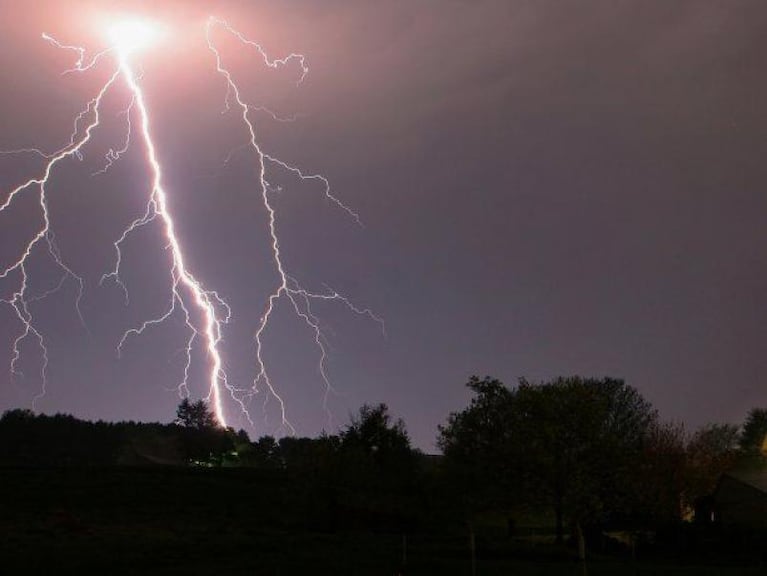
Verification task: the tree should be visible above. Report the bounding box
[242,435,281,469]
[279,434,340,472]
[439,376,657,548]
[515,377,656,544]
[685,423,740,503]
[631,420,687,524]
[339,404,415,481]
[174,399,232,464]
[437,376,516,510]
[337,404,419,532]
[739,408,767,456]
[176,398,218,430]
[341,403,411,457]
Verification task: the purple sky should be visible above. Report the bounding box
[1,1,766,450]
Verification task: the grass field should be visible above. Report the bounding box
[1,467,764,575]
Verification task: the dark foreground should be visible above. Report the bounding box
[0,467,763,575]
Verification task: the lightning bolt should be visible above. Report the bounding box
[116,47,244,426]
[0,16,383,435]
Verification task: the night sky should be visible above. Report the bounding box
[1,1,766,450]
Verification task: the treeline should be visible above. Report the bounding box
[0,406,232,467]
[2,376,766,549]
[438,376,767,554]
[0,401,426,533]
[0,400,416,470]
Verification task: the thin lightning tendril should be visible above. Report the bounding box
[0,17,382,435]
[0,69,120,406]
[206,18,385,430]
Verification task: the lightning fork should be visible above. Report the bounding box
[0,61,121,403]
[1,27,242,425]
[2,16,382,435]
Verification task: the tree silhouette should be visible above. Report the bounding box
[439,376,657,548]
[335,404,419,532]
[685,423,740,503]
[341,404,410,457]
[739,408,767,456]
[437,376,516,514]
[631,420,687,524]
[174,399,232,464]
[176,398,218,430]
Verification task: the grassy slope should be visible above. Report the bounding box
[1,467,764,575]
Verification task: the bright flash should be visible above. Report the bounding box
[107,19,162,53]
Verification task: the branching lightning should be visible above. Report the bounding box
[1,70,120,405]
[0,15,382,434]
